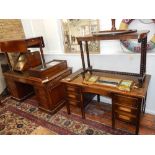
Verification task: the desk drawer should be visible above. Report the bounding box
[66,85,80,93]
[67,91,80,99]
[113,94,139,108]
[68,99,80,106]
[114,103,138,115]
[115,110,137,124]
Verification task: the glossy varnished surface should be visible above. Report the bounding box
[4,66,72,113]
[76,30,150,42]
[62,70,151,98]
[61,69,151,134]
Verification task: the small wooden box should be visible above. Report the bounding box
[28,60,67,78]
[13,51,42,72]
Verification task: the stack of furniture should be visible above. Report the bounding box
[0,37,72,113]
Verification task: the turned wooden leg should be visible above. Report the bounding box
[143,92,147,114]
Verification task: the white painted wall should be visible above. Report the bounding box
[20,19,155,114]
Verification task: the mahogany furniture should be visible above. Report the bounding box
[0,37,72,113]
[4,64,72,113]
[62,29,151,134]
[62,69,150,134]
[77,30,149,87]
[0,36,46,69]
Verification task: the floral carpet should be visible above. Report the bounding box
[0,97,130,135]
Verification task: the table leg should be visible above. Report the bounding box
[66,100,71,115]
[80,93,85,119]
[143,92,147,114]
[97,94,100,102]
[135,99,142,135]
[112,97,115,129]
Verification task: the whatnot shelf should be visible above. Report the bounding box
[76,29,149,88]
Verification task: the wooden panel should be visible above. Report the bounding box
[68,100,80,106]
[0,40,27,53]
[28,60,67,78]
[66,85,80,92]
[38,68,72,111]
[6,79,34,100]
[114,103,138,115]
[115,112,137,124]
[113,94,139,108]
[34,86,50,109]
[48,83,65,109]
[67,92,80,100]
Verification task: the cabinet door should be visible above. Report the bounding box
[48,82,66,109]
[34,86,51,110]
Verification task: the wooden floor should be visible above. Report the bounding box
[64,101,155,135]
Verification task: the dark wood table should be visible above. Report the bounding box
[4,67,72,114]
[61,69,151,134]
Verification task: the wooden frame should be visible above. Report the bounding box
[61,19,100,53]
[76,30,149,88]
[0,36,46,70]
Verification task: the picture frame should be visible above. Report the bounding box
[61,19,100,53]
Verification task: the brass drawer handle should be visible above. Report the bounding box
[67,87,78,92]
[68,94,79,99]
[118,114,131,121]
[118,107,131,113]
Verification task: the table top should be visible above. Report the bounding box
[76,30,150,42]
[61,69,151,98]
[4,68,71,85]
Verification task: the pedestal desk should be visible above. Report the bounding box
[4,64,72,114]
[61,69,151,134]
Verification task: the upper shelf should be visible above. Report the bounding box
[0,36,44,53]
[76,30,150,42]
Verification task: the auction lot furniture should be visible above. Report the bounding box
[0,37,72,113]
[62,69,150,134]
[4,63,71,113]
[62,29,151,134]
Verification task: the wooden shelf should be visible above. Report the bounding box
[77,30,150,42]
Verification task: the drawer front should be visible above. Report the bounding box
[66,85,80,93]
[115,112,137,124]
[113,94,139,108]
[114,103,138,115]
[67,92,80,100]
[65,85,81,106]
[68,100,80,106]
[112,94,141,126]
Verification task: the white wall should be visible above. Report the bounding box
[21,19,155,54]
[21,19,155,114]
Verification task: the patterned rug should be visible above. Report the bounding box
[0,97,131,135]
